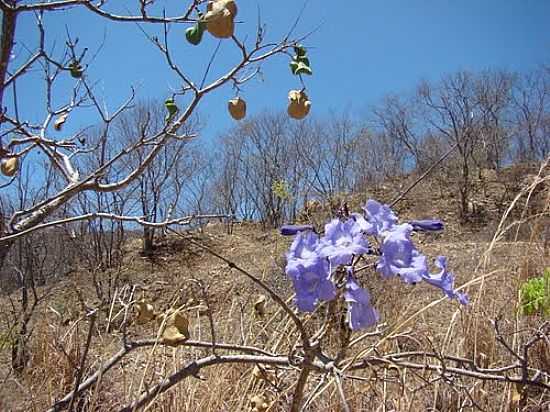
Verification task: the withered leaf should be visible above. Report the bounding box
[159,309,190,346]
[135,301,156,324]
[253,295,267,317]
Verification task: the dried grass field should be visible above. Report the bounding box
[1,164,549,412]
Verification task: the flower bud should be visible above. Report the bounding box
[410,219,444,232]
[280,224,313,236]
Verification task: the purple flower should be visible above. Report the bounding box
[288,259,336,311]
[344,273,379,330]
[423,256,469,304]
[286,230,320,266]
[410,219,444,232]
[362,199,398,236]
[280,224,314,236]
[286,231,336,311]
[377,224,428,284]
[350,212,374,234]
[318,217,370,269]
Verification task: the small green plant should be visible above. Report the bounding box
[272,179,291,201]
[520,268,550,317]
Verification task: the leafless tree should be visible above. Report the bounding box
[0,0,308,266]
[416,72,484,218]
[294,113,363,201]
[473,70,514,171]
[371,93,425,170]
[1,168,75,373]
[113,100,199,255]
[214,112,296,226]
[511,67,550,162]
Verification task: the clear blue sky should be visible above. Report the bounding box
[13,0,550,141]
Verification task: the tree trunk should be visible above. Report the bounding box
[142,227,154,256]
[0,240,13,274]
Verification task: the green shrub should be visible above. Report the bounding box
[272,179,291,200]
[520,268,550,317]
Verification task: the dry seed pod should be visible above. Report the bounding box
[206,12,234,38]
[223,0,237,17]
[135,301,156,324]
[287,89,311,120]
[205,0,237,38]
[253,294,266,317]
[1,156,19,177]
[54,112,69,131]
[159,310,190,346]
[249,394,270,412]
[206,0,237,18]
[228,97,246,120]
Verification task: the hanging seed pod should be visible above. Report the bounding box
[223,0,237,17]
[205,0,237,39]
[69,61,83,78]
[185,21,206,45]
[1,156,18,177]
[228,97,246,120]
[287,90,311,120]
[54,112,69,131]
[205,11,234,38]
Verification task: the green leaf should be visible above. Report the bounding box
[294,62,313,76]
[295,56,310,67]
[272,179,291,200]
[289,61,299,75]
[293,45,307,57]
[520,270,550,317]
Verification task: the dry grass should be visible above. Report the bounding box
[1,163,549,411]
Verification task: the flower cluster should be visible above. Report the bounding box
[281,200,468,331]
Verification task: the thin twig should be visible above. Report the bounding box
[67,309,97,412]
[332,367,351,412]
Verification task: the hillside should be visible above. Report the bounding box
[0,163,549,411]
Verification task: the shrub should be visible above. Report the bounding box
[520,268,550,317]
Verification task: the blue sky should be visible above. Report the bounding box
[13,0,550,141]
